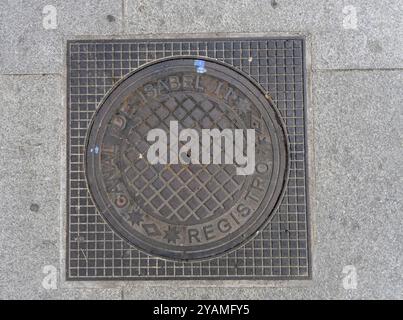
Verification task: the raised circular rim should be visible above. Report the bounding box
[84,56,290,262]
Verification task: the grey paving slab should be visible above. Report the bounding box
[0,75,121,299]
[1,1,401,74]
[0,1,402,300]
[312,69,403,299]
[312,1,403,69]
[123,70,403,299]
[126,0,403,70]
[0,0,122,74]
[126,0,325,34]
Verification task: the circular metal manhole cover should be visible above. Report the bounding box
[85,57,289,261]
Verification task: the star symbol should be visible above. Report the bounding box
[127,210,143,226]
[163,226,180,244]
[237,98,251,115]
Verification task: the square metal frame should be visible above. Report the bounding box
[66,36,311,280]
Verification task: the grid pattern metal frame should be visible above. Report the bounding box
[66,37,311,280]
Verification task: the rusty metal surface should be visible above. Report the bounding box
[85,58,288,261]
[66,38,310,280]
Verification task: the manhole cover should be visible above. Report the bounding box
[85,57,288,261]
[67,38,311,279]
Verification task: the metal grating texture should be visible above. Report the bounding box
[66,37,311,280]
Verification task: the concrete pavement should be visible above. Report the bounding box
[0,0,402,299]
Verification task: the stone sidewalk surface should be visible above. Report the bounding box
[0,0,402,299]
